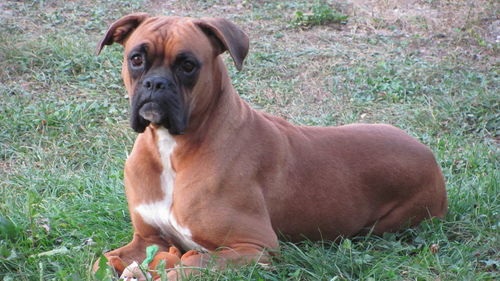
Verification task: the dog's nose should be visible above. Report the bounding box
[143,77,169,91]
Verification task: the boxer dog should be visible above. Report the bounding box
[95,13,447,279]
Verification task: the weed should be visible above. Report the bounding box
[292,2,348,28]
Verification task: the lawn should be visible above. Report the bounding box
[0,0,498,280]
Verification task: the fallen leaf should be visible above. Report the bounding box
[31,246,69,258]
[36,218,50,233]
[430,243,439,254]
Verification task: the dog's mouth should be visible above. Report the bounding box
[132,100,187,135]
[138,102,163,124]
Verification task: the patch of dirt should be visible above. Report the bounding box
[0,159,15,175]
[3,0,496,123]
[347,0,498,40]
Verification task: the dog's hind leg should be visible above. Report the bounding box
[371,186,447,234]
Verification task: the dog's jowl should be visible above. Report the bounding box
[94,13,447,280]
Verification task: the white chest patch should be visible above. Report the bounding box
[135,127,206,252]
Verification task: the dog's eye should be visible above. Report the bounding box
[180,61,195,73]
[130,54,144,68]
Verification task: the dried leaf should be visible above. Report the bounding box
[31,246,69,257]
[429,243,440,254]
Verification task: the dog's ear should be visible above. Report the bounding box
[96,13,149,55]
[194,18,249,71]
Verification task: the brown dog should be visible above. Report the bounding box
[95,13,447,279]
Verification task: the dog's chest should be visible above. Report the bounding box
[134,127,205,252]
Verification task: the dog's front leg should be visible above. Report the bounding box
[93,219,172,276]
[167,244,272,280]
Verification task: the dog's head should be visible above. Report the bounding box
[97,14,249,134]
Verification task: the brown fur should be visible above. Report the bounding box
[94,14,447,280]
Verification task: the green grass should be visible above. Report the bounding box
[1,0,499,280]
[292,2,348,27]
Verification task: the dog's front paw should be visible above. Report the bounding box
[93,254,127,277]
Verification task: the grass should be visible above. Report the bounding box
[292,2,348,27]
[0,0,498,280]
